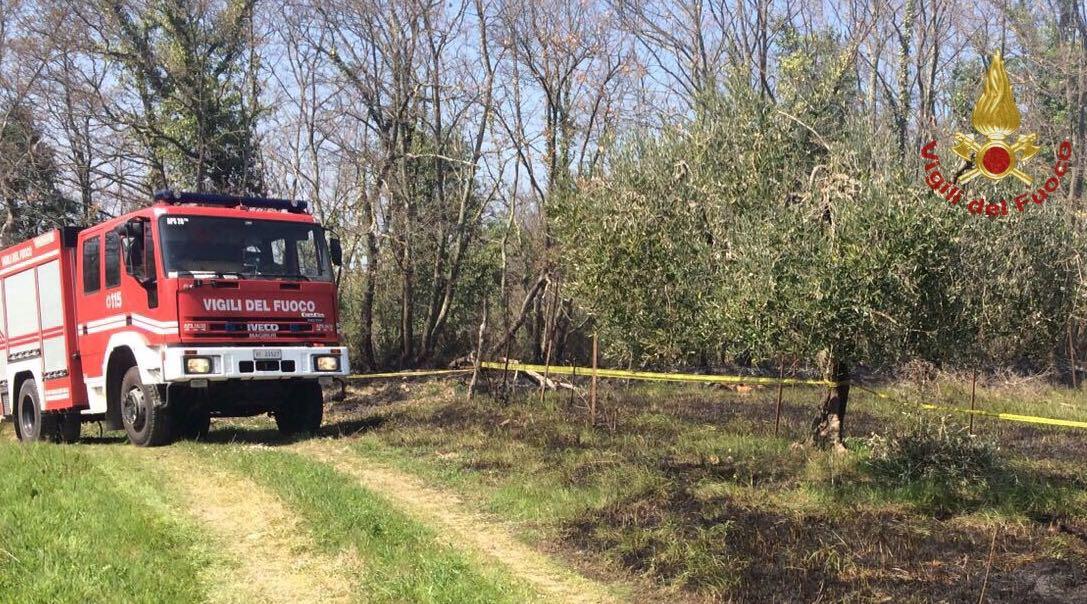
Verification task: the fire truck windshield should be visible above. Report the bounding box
[159,216,333,281]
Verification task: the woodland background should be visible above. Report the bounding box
[1,0,1086,383]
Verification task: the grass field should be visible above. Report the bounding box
[1,375,1086,602]
[0,443,214,603]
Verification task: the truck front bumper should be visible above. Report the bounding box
[162,345,349,382]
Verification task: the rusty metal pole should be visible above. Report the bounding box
[774,355,785,436]
[969,367,978,434]
[590,333,598,425]
[1069,325,1078,389]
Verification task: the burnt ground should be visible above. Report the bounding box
[320,378,1087,603]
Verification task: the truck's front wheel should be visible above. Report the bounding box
[15,380,49,443]
[274,381,323,437]
[120,367,174,447]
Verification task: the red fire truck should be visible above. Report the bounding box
[0,190,349,446]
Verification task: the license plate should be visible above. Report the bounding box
[253,349,282,360]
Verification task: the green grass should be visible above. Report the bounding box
[191,443,536,603]
[328,380,1087,601]
[0,442,213,603]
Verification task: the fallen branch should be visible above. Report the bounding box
[522,368,578,392]
[1051,522,1087,543]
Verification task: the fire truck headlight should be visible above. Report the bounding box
[314,355,340,372]
[184,356,213,375]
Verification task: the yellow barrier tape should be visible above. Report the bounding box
[917,404,1087,430]
[346,369,473,380]
[480,361,836,387]
[346,364,1087,430]
[854,385,1087,431]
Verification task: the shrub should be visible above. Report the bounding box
[865,413,1001,490]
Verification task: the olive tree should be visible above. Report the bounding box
[556,73,1078,447]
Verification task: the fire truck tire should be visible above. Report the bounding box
[274,381,324,436]
[15,380,51,443]
[120,367,174,447]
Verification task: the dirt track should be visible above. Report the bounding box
[292,439,620,603]
[92,436,617,603]
[115,447,360,604]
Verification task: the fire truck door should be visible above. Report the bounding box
[75,232,109,381]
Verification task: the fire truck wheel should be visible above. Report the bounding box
[15,380,52,443]
[274,381,324,437]
[120,367,174,447]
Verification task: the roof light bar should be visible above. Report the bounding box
[153,189,309,214]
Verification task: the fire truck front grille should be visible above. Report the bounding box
[185,317,318,338]
[255,360,279,371]
[238,359,298,373]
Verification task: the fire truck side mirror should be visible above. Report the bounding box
[329,237,343,267]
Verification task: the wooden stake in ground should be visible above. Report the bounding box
[568,364,577,406]
[501,353,512,400]
[978,526,999,604]
[969,368,978,435]
[774,355,785,436]
[590,333,598,425]
[539,356,552,403]
[468,301,488,400]
[1069,324,1078,389]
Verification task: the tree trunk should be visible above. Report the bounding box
[811,360,850,451]
[530,289,546,363]
[359,265,377,371]
[358,192,379,371]
[896,0,916,158]
[1,198,15,246]
[400,267,414,367]
[488,272,547,357]
[467,300,487,400]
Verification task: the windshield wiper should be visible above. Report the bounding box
[178,270,248,288]
[177,270,246,279]
[183,271,316,282]
[214,271,247,279]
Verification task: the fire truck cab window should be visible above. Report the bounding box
[296,231,320,277]
[159,216,332,281]
[82,236,101,293]
[105,231,121,288]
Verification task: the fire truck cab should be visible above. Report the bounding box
[0,190,349,446]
